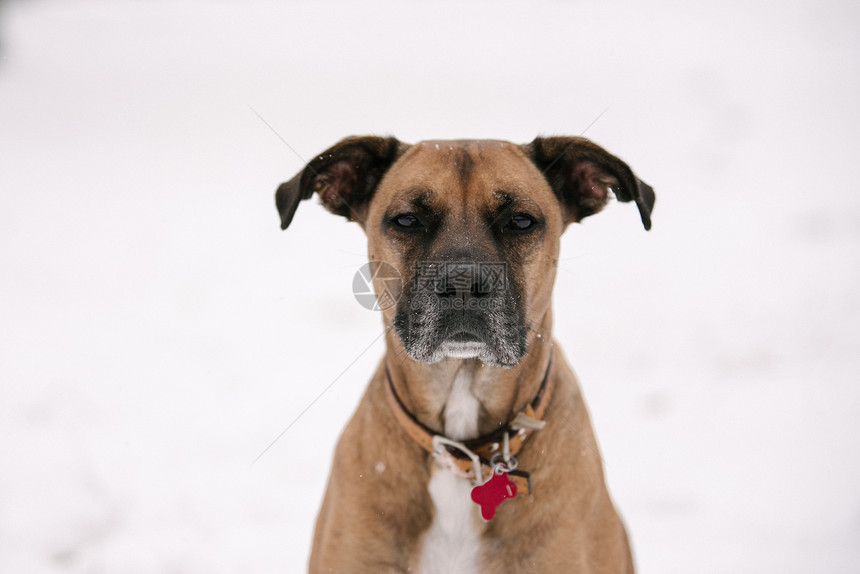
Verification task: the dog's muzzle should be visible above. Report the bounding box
[392,261,529,367]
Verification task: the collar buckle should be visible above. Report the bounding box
[431,435,483,483]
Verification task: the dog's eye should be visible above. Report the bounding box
[504,213,537,233]
[391,214,424,231]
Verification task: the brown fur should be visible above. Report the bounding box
[276,137,653,573]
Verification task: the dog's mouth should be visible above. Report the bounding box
[437,330,487,359]
[446,330,482,343]
[392,275,529,367]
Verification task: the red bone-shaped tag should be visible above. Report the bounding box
[470,467,518,520]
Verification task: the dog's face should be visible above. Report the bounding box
[276,136,654,368]
[365,141,561,367]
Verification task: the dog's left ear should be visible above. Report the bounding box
[275,136,406,230]
[524,137,655,230]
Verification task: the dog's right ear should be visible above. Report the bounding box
[524,137,655,230]
[275,136,406,230]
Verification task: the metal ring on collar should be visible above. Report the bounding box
[490,452,518,472]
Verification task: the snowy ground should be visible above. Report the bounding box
[1,0,859,572]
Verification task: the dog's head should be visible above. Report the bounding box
[276,136,654,368]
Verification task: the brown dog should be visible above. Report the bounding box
[276,136,654,573]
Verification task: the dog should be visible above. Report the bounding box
[276,136,654,573]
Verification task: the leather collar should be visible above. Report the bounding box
[384,349,555,495]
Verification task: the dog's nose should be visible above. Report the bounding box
[434,262,492,299]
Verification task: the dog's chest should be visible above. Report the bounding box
[416,370,483,574]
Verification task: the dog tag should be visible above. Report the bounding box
[470,466,518,520]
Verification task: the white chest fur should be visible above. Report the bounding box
[417,369,482,574]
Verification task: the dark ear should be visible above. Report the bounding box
[275,136,406,230]
[524,137,655,230]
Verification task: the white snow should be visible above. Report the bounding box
[1,0,859,572]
